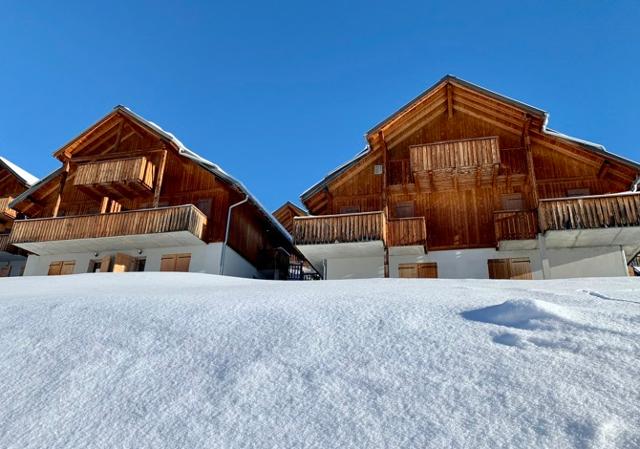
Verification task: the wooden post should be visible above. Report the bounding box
[379,130,390,278]
[52,161,70,218]
[523,116,539,208]
[100,196,109,214]
[446,83,454,119]
[152,149,168,208]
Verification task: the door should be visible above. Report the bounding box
[160,253,191,272]
[112,253,135,272]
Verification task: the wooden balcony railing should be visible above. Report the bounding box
[388,217,427,248]
[9,204,207,245]
[74,156,156,193]
[410,136,500,172]
[0,196,17,221]
[293,211,385,245]
[539,192,640,232]
[409,137,501,191]
[494,210,538,241]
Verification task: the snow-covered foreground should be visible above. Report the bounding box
[1,274,639,449]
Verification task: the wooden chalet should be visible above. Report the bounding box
[0,157,38,276]
[294,75,640,280]
[8,106,296,278]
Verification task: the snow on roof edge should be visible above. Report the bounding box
[0,157,39,187]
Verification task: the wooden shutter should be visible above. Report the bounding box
[60,261,76,275]
[510,258,533,280]
[48,261,63,276]
[488,259,510,279]
[100,255,112,272]
[160,255,176,272]
[160,253,191,272]
[417,263,438,278]
[175,254,191,272]
[112,253,134,273]
[398,263,418,278]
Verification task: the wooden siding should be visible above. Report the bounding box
[539,192,640,231]
[9,204,207,244]
[293,212,385,245]
[0,197,17,221]
[494,210,538,241]
[388,217,427,248]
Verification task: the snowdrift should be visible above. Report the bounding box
[0,274,639,449]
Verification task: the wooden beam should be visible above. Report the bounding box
[523,115,539,207]
[446,83,453,119]
[152,150,168,208]
[52,161,70,218]
[379,130,390,279]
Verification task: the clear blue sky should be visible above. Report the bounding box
[1,1,638,210]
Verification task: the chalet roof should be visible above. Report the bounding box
[10,106,293,244]
[273,201,308,216]
[301,75,640,202]
[0,157,38,187]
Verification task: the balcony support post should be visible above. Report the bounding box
[52,161,70,218]
[153,150,168,208]
[523,116,539,208]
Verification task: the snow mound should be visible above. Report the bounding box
[0,274,639,449]
[462,298,577,329]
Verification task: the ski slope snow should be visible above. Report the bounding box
[0,274,638,448]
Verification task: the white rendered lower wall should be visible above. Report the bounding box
[325,256,384,280]
[390,248,544,279]
[545,246,628,279]
[23,243,261,279]
[322,245,629,280]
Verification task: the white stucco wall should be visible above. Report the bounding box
[390,248,544,279]
[321,245,630,280]
[325,256,384,280]
[23,243,261,279]
[545,246,628,279]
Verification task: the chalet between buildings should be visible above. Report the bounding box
[293,75,640,280]
[7,106,298,278]
[0,158,38,276]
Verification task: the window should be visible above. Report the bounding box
[398,262,438,278]
[488,258,532,280]
[394,201,415,219]
[160,253,191,272]
[48,260,76,276]
[340,206,360,214]
[567,188,590,197]
[501,193,524,211]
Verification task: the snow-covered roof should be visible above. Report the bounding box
[0,157,38,187]
[301,75,640,202]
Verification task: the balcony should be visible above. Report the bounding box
[0,233,10,252]
[388,217,427,254]
[409,136,500,191]
[9,204,207,255]
[73,156,156,198]
[494,210,538,250]
[539,192,640,248]
[0,197,17,222]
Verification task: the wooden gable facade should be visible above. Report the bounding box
[296,76,640,274]
[9,107,295,276]
[0,158,36,253]
[273,202,307,234]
